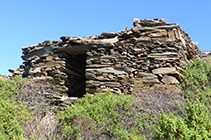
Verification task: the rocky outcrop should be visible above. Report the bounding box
[9,18,200,97]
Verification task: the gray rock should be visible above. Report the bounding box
[161,75,179,84]
[22,46,51,61]
[124,67,136,74]
[86,67,127,75]
[86,64,110,68]
[148,52,179,61]
[152,67,177,75]
[86,80,121,87]
[136,72,158,78]
[60,36,71,42]
[101,32,118,38]
[133,24,178,32]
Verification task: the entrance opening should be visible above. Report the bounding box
[63,53,87,97]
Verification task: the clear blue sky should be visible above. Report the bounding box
[0,0,210,75]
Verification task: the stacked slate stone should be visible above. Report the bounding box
[85,18,200,94]
[9,18,200,97]
[17,40,70,94]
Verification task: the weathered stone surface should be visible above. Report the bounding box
[152,67,177,75]
[86,64,111,68]
[22,46,51,60]
[10,18,200,98]
[159,18,166,22]
[161,75,179,84]
[150,29,167,38]
[86,80,121,87]
[86,67,127,75]
[133,24,178,32]
[28,67,42,74]
[136,72,157,78]
[148,52,179,61]
[101,32,118,38]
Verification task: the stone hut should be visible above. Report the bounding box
[10,18,200,97]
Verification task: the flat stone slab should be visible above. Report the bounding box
[136,72,158,78]
[86,67,127,75]
[152,67,177,75]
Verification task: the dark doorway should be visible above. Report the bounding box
[63,53,87,97]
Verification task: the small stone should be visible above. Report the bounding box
[161,75,179,84]
[115,64,122,68]
[45,67,52,71]
[101,32,118,38]
[13,70,21,75]
[46,56,54,61]
[28,67,42,74]
[42,40,52,46]
[152,67,177,75]
[154,18,158,21]
[108,74,114,79]
[125,27,131,32]
[136,72,157,79]
[193,42,199,46]
[154,64,160,68]
[86,60,92,65]
[86,72,96,80]
[8,69,15,73]
[86,52,93,57]
[159,18,166,22]
[60,36,71,42]
[95,76,109,81]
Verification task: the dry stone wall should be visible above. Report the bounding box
[10,18,200,97]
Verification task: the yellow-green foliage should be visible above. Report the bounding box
[0,76,31,139]
[1,58,211,139]
[154,58,211,139]
[182,58,211,105]
[182,58,211,90]
[155,100,211,139]
[58,91,147,139]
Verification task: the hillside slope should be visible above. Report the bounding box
[0,58,211,139]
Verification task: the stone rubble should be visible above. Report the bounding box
[9,18,200,98]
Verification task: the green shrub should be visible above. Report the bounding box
[181,58,211,106]
[0,76,31,139]
[0,99,30,139]
[0,76,29,99]
[57,91,147,139]
[154,58,211,139]
[154,100,211,139]
[182,58,211,91]
[0,58,210,139]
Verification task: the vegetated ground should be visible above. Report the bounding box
[0,58,211,139]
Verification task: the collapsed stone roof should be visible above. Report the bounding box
[10,18,200,97]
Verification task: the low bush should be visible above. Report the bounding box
[0,76,31,139]
[154,58,211,139]
[182,58,211,91]
[57,91,145,139]
[1,58,211,139]
[155,100,211,139]
[57,82,186,140]
[0,76,59,139]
